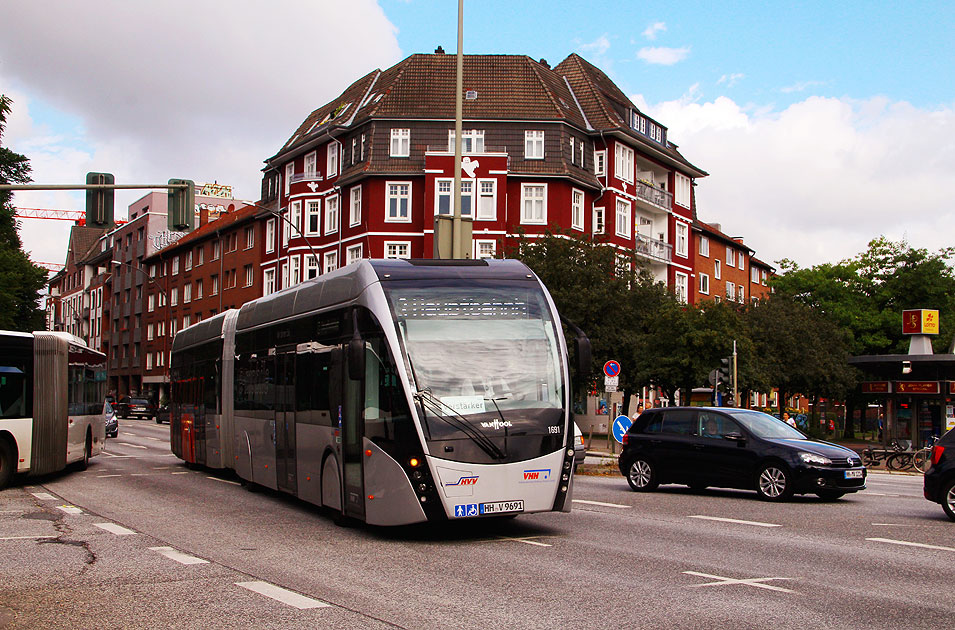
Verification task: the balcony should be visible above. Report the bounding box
[634,234,672,264]
[634,180,672,214]
[290,171,323,184]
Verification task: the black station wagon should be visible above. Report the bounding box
[619,407,867,501]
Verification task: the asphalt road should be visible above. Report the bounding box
[0,418,951,629]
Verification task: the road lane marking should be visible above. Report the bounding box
[236,581,331,609]
[149,546,209,565]
[488,535,552,547]
[56,505,83,515]
[115,443,147,449]
[208,477,242,486]
[683,571,796,593]
[145,437,163,441]
[30,492,57,501]
[872,523,916,526]
[573,499,630,509]
[865,493,902,497]
[94,523,137,536]
[867,537,955,552]
[96,474,122,478]
[688,515,782,528]
[0,535,58,541]
[171,471,191,475]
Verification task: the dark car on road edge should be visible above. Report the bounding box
[620,407,866,501]
[924,427,955,521]
[115,396,156,420]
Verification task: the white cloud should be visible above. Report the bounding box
[717,73,745,88]
[637,46,690,66]
[578,35,611,57]
[637,94,955,268]
[0,0,402,268]
[780,80,828,94]
[642,22,667,40]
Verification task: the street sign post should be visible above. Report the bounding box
[603,360,621,378]
[604,375,618,392]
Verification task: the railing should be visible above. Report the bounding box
[634,233,672,263]
[290,172,323,183]
[425,145,508,154]
[634,180,672,213]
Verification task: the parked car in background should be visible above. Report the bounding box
[924,427,955,522]
[619,407,866,501]
[104,401,118,438]
[115,396,156,420]
[155,403,170,424]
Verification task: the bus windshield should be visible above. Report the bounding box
[385,281,565,441]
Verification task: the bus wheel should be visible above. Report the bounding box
[0,438,15,489]
[76,430,92,471]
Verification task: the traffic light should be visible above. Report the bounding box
[167,179,196,231]
[85,172,115,229]
[718,357,731,387]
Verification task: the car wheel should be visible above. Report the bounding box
[755,463,794,501]
[155,417,162,424]
[626,458,658,492]
[942,479,955,523]
[815,490,845,501]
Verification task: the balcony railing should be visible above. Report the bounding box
[290,172,323,183]
[634,233,672,263]
[634,180,673,213]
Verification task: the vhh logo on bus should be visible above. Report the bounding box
[521,469,551,483]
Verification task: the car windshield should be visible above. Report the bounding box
[725,409,807,439]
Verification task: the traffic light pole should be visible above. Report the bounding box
[732,339,738,408]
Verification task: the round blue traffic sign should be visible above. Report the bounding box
[603,360,621,378]
[612,415,632,443]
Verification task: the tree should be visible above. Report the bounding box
[0,95,47,331]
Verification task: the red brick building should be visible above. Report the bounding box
[693,221,773,305]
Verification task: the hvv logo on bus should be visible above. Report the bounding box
[437,467,479,497]
[521,469,551,483]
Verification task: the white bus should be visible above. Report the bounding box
[0,331,107,488]
[170,259,590,525]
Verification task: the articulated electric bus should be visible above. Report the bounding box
[0,331,107,488]
[170,259,589,525]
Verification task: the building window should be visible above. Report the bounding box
[477,180,496,220]
[146,323,154,341]
[196,280,202,300]
[244,264,253,287]
[727,248,735,267]
[390,129,410,157]
[285,162,294,196]
[170,286,178,306]
[346,244,362,265]
[752,267,760,283]
[324,195,339,234]
[520,184,546,224]
[675,172,691,209]
[726,282,736,301]
[349,186,361,227]
[147,294,155,313]
[448,129,484,153]
[386,182,411,222]
[185,252,192,271]
[245,226,254,249]
[183,314,190,329]
[615,143,634,183]
[172,256,180,275]
[738,253,745,270]
[304,151,317,178]
[699,236,709,258]
[211,275,219,295]
[675,272,688,304]
[264,268,275,295]
[384,242,410,259]
[475,240,496,259]
[714,259,721,280]
[615,198,631,239]
[289,201,302,240]
[197,246,203,266]
[524,130,544,159]
[212,240,221,260]
[298,200,318,237]
[593,207,605,234]
[675,222,688,258]
[435,179,473,217]
[761,270,768,285]
[305,255,319,279]
[737,285,745,303]
[183,283,191,303]
[699,273,710,295]
[594,150,606,176]
[265,219,276,253]
[289,257,300,285]
[324,251,338,274]
[571,189,584,231]
[327,142,339,178]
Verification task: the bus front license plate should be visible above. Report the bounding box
[480,500,524,515]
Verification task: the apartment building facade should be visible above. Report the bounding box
[693,221,774,305]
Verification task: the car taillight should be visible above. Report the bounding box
[931,445,945,466]
[622,434,629,446]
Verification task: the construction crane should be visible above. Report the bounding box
[13,207,127,226]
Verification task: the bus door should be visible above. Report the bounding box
[336,344,365,520]
[275,348,297,495]
[193,377,207,466]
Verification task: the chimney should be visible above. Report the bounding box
[199,205,209,227]
[435,46,445,54]
[539,58,549,68]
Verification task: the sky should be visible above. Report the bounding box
[2,0,953,273]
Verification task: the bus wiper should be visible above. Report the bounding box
[414,389,505,460]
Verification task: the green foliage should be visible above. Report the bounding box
[0,95,47,331]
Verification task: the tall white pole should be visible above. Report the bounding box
[451,0,464,259]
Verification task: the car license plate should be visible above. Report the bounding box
[845,469,863,479]
[480,500,524,515]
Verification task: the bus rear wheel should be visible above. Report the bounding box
[0,438,15,489]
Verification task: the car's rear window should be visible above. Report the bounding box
[939,427,955,445]
[638,413,663,433]
[130,398,150,404]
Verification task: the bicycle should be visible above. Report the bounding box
[912,436,940,474]
[862,439,910,468]
[886,451,913,471]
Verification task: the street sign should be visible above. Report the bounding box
[612,415,632,443]
[604,375,618,392]
[603,360,621,378]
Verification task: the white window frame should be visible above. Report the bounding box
[700,236,709,257]
[727,248,736,267]
[751,267,760,283]
[714,259,721,280]
[448,129,484,153]
[615,198,632,239]
[183,283,191,303]
[476,179,496,220]
[675,172,691,209]
[147,323,154,341]
[264,268,275,295]
[386,182,412,223]
[675,222,688,258]
[304,151,317,179]
[474,239,496,259]
[284,162,294,195]
[434,178,474,217]
[211,275,219,295]
[384,241,411,259]
[349,186,361,227]
[172,256,180,275]
[520,183,547,225]
[170,286,178,306]
[524,130,544,159]
[675,272,688,304]
[324,195,339,235]
[265,218,276,253]
[346,244,363,265]
[147,294,155,313]
[699,272,710,295]
[390,128,410,157]
[184,251,192,271]
[594,150,606,176]
[290,256,300,285]
[738,284,745,303]
[245,264,253,287]
[726,281,736,301]
[739,253,746,270]
[305,200,321,237]
[593,207,605,235]
[195,280,202,300]
[571,189,584,231]
[327,141,339,178]
[289,201,302,239]
[245,226,254,249]
[305,255,319,280]
[324,251,338,274]
[615,143,634,184]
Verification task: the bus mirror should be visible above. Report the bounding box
[576,335,591,376]
[348,338,365,381]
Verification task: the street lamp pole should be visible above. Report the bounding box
[111,260,169,400]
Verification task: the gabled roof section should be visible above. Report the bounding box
[697,220,755,254]
[144,203,258,261]
[67,225,107,267]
